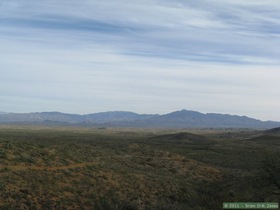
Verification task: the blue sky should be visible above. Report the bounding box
[0,0,279,120]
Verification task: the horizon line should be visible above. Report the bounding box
[1,109,279,122]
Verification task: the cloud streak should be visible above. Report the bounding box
[0,0,280,120]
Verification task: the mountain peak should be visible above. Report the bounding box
[0,110,279,128]
[164,109,203,118]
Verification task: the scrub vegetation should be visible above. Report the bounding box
[0,126,279,209]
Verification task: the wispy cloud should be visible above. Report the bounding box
[0,0,279,120]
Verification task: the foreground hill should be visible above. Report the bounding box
[0,127,279,209]
[0,110,279,129]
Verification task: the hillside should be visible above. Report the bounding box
[0,127,279,209]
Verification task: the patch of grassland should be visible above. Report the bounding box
[0,126,279,209]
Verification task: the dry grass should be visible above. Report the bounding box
[0,126,279,209]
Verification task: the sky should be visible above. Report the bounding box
[0,0,280,121]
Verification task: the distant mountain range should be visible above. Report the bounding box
[0,110,279,129]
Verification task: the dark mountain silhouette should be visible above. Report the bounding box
[0,109,279,129]
[249,127,280,144]
[264,127,280,135]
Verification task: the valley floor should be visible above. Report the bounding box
[0,126,279,209]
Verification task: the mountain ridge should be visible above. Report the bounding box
[0,110,279,129]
